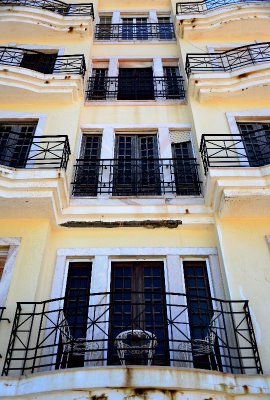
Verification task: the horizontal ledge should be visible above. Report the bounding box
[60,219,182,228]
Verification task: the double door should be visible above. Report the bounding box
[117,68,154,100]
[122,18,148,40]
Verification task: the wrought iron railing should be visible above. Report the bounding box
[0,133,71,169]
[200,129,270,173]
[2,291,263,375]
[86,76,185,100]
[95,23,175,41]
[71,158,201,196]
[0,0,94,17]
[0,47,86,76]
[185,42,270,76]
[176,0,268,14]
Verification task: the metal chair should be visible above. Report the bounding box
[179,312,220,370]
[58,311,99,368]
[114,329,157,366]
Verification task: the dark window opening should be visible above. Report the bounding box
[108,261,169,366]
[73,134,102,196]
[117,68,154,100]
[163,67,183,99]
[172,140,200,195]
[20,52,57,74]
[57,262,92,369]
[113,134,160,195]
[89,68,108,100]
[238,122,270,167]
[0,123,37,168]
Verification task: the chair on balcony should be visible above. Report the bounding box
[58,311,99,368]
[114,329,157,366]
[179,312,220,370]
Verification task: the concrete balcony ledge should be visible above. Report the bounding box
[176,2,270,41]
[0,166,68,222]
[204,165,270,217]
[187,62,270,103]
[0,65,84,103]
[0,6,93,40]
[0,367,269,399]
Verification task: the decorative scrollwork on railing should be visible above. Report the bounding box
[185,42,270,76]
[0,47,86,76]
[0,0,94,17]
[176,0,268,14]
[2,292,263,375]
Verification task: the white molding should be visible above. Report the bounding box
[0,237,21,306]
[57,247,218,257]
[80,123,192,130]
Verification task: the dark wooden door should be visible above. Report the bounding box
[108,261,169,365]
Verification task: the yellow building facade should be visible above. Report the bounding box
[0,0,269,398]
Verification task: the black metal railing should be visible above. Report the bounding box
[185,42,270,76]
[176,0,268,14]
[200,129,270,173]
[0,0,94,17]
[71,158,201,196]
[0,47,86,76]
[0,133,71,169]
[95,23,175,41]
[2,291,263,375]
[86,76,185,100]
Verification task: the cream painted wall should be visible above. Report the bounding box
[215,216,270,373]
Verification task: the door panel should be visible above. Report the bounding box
[108,262,169,366]
[117,68,154,100]
[0,123,36,168]
[113,134,160,195]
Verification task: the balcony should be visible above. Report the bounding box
[86,76,185,101]
[199,131,270,217]
[0,0,94,40]
[0,133,70,170]
[71,158,201,196]
[2,291,263,375]
[175,0,270,40]
[185,42,270,102]
[0,47,86,102]
[95,23,175,41]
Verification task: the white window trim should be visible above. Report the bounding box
[0,237,21,307]
[226,109,270,166]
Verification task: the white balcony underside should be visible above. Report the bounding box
[0,7,92,40]
[177,4,270,40]
[0,66,83,103]
[204,165,270,217]
[0,367,269,399]
[188,63,270,102]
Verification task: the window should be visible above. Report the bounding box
[172,139,201,195]
[157,17,174,40]
[108,261,169,366]
[89,68,108,100]
[58,261,92,368]
[238,122,270,167]
[183,261,220,370]
[117,68,154,100]
[121,17,148,40]
[97,16,112,40]
[163,67,183,99]
[0,122,37,168]
[73,134,102,196]
[113,133,160,195]
[20,52,57,74]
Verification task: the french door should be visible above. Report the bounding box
[238,122,270,167]
[117,68,154,100]
[113,134,161,195]
[0,123,36,168]
[73,134,102,196]
[108,261,169,366]
[58,262,92,368]
[172,140,200,195]
[122,18,148,40]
